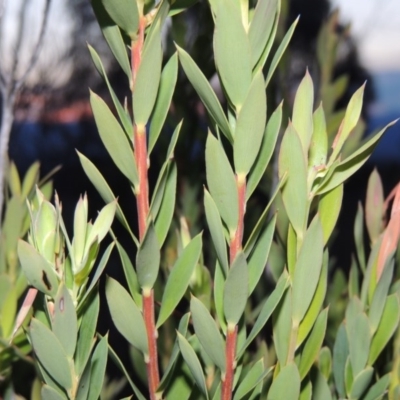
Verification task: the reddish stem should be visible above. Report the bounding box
[131,17,160,399]
[143,289,160,400]
[223,175,246,399]
[221,325,238,400]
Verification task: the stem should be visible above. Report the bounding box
[222,175,246,399]
[143,289,160,400]
[131,18,160,399]
[221,324,238,400]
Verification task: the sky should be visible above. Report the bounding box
[332,0,400,71]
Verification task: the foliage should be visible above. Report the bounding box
[7,0,400,399]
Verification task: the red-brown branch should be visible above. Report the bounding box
[221,325,238,400]
[143,289,160,400]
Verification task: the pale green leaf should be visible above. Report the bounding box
[100,0,139,37]
[267,363,300,399]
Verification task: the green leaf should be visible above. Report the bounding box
[365,169,385,244]
[88,44,132,135]
[368,294,400,365]
[107,342,147,400]
[318,184,343,245]
[265,16,299,86]
[346,310,370,376]
[369,260,394,334]
[30,318,72,391]
[267,363,300,400]
[87,335,108,400]
[75,291,100,376]
[296,252,328,347]
[214,260,227,333]
[278,123,308,237]
[298,308,328,380]
[21,162,40,198]
[18,240,59,297]
[100,0,139,38]
[234,71,267,175]
[239,271,288,357]
[214,0,252,109]
[309,104,328,170]
[317,121,397,195]
[273,288,292,366]
[105,277,148,355]
[8,161,21,196]
[149,53,178,154]
[116,242,142,308]
[319,347,332,381]
[133,21,163,125]
[204,189,229,275]
[190,296,225,372]
[292,216,324,324]
[206,133,238,232]
[292,70,314,155]
[90,91,139,187]
[246,102,282,200]
[0,285,17,338]
[157,234,202,327]
[248,0,278,68]
[311,369,332,400]
[329,84,365,163]
[177,332,209,399]
[363,373,390,400]
[350,367,374,399]
[223,252,248,325]
[247,215,276,295]
[91,1,131,77]
[53,283,77,359]
[154,163,177,246]
[233,358,264,400]
[77,152,138,245]
[41,385,67,400]
[136,223,160,289]
[176,45,232,143]
[158,313,190,391]
[333,323,349,399]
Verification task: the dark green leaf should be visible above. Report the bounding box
[204,189,229,275]
[30,318,72,391]
[223,252,248,325]
[177,332,209,399]
[105,277,148,355]
[233,358,264,400]
[100,0,139,38]
[292,216,324,324]
[136,223,160,289]
[90,91,139,187]
[246,102,282,200]
[149,53,178,154]
[53,283,77,359]
[133,21,163,125]
[214,0,252,109]
[191,296,225,372]
[234,72,267,175]
[267,363,300,399]
[206,133,238,232]
[157,234,202,327]
[176,45,232,142]
[87,335,108,400]
[18,240,59,297]
[239,271,288,357]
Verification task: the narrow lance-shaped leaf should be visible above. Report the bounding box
[279,123,308,239]
[234,71,267,175]
[292,70,314,156]
[157,234,202,328]
[176,45,232,143]
[136,223,160,289]
[133,21,163,126]
[214,0,252,109]
[365,168,384,244]
[206,133,238,232]
[148,53,178,154]
[223,252,248,326]
[105,277,148,356]
[191,296,226,372]
[87,335,108,400]
[309,103,328,174]
[90,91,139,187]
[267,363,300,400]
